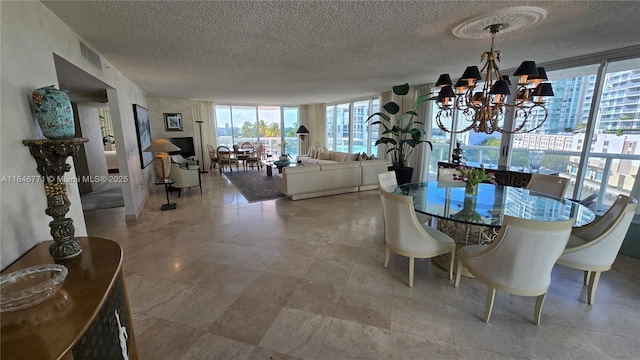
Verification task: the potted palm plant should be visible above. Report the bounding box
[367,83,432,184]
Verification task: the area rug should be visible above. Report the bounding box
[224,170,285,202]
[80,182,125,211]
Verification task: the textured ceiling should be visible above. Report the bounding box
[42,1,640,105]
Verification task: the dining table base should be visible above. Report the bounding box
[431,219,499,278]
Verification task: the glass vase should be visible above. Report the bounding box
[465,182,478,196]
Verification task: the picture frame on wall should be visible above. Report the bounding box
[164,113,183,131]
[133,104,153,169]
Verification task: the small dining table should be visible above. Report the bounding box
[396,181,596,245]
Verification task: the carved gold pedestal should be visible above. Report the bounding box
[23,138,89,260]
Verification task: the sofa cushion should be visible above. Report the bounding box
[282,164,320,174]
[332,151,351,163]
[320,161,360,171]
[319,149,332,160]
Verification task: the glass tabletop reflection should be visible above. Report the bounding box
[396,181,595,228]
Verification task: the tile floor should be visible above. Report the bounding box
[83,170,640,360]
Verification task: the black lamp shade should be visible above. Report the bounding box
[489,80,511,96]
[529,67,548,81]
[437,86,456,102]
[532,83,554,97]
[501,75,511,86]
[460,66,482,81]
[296,125,310,134]
[514,61,539,77]
[436,74,453,87]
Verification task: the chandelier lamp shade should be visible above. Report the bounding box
[143,138,181,181]
[434,23,554,134]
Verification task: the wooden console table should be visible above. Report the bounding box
[438,162,559,188]
[1,237,137,360]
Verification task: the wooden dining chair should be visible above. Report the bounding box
[207,144,218,170]
[216,145,238,172]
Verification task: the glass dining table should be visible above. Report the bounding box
[396,181,596,245]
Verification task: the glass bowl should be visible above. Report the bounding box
[0,264,68,312]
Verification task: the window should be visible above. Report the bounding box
[215,105,300,157]
[326,98,379,154]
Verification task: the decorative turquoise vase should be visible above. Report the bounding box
[32,85,75,139]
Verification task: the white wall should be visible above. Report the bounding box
[0,2,149,268]
[76,104,109,192]
[148,97,200,165]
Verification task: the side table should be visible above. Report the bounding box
[155,179,176,210]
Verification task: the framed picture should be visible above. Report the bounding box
[164,113,183,131]
[133,104,153,169]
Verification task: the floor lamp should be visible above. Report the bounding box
[296,125,310,156]
[196,120,208,173]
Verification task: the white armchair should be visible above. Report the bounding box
[556,194,638,304]
[380,188,456,287]
[170,154,199,170]
[454,216,575,325]
[168,164,201,198]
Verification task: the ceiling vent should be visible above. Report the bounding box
[79,41,102,70]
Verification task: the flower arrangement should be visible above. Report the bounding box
[453,165,497,196]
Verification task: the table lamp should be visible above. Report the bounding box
[143,139,180,181]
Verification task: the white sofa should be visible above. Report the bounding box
[274,157,391,200]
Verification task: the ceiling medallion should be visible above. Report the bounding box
[453,6,547,39]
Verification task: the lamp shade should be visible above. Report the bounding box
[529,67,548,81]
[489,80,511,96]
[532,83,554,97]
[296,125,310,134]
[436,74,453,87]
[514,61,539,77]
[501,75,512,86]
[460,66,482,81]
[143,139,181,153]
[437,86,456,102]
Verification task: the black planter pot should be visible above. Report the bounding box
[389,166,414,185]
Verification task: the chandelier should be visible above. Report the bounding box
[434,23,554,134]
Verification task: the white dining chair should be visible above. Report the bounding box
[556,194,638,304]
[526,173,570,198]
[380,188,456,287]
[455,215,575,325]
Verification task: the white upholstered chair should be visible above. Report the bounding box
[556,194,638,304]
[380,188,456,287]
[455,216,575,325]
[170,154,199,170]
[437,167,459,183]
[526,173,570,198]
[378,171,398,192]
[168,164,201,198]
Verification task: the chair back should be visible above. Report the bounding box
[467,216,575,293]
[256,144,265,159]
[241,142,253,150]
[561,195,638,268]
[207,144,218,160]
[378,171,397,192]
[217,146,232,162]
[437,167,458,183]
[526,173,570,198]
[380,189,450,255]
[170,154,187,166]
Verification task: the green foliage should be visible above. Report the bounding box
[479,137,501,147]
[366,83,432,168]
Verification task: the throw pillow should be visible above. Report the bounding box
[361,152,368,160]
[319,149,332,160]
[310,146,318,159]
[367,154,377,160]
[351,153,360,161]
